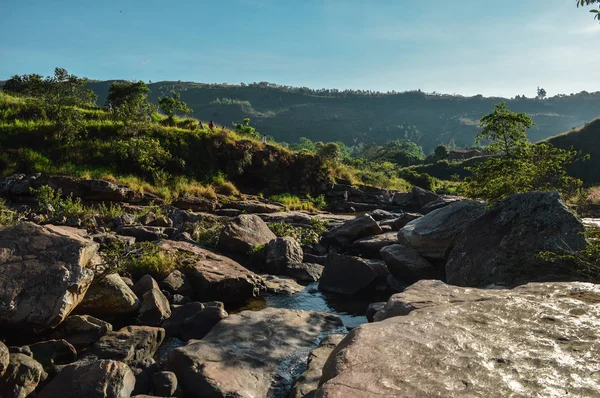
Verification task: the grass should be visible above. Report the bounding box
[270,193,318,211]
[268,217,328,246]
[588,186,600,204]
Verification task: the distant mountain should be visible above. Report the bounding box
[65,81,600,153]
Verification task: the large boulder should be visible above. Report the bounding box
[171,196,218,212]
[317,280,600,397]
[168,308,343,398]
[217,214,276,255]
[27,339,77,367]
[37,359,135,398]
[446,191,588,287]
[411,186,441,209]
[83,326,165,366]
[379,244,438,283]
[265,237,303,275]
[322,215,382,248]
[261,274,305,295]
[0,222,98,329]
[0,353,46,398]
[158,240,266,303]
[398,200,485,259]
[76,274,140,316]
[318,254,389,295]
[136,287,172,326]
[348,232,398,258]
[285,262,323,282]
[159,270,194,297]
[50,315,113,350]
[162,301,228,341]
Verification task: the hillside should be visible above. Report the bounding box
[84,81,600,153]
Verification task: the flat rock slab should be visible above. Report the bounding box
[317,280,600,397]
[169,307,343,398]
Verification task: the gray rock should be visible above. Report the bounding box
[380,244,438,283]
[158,240,266,303]
[0,222,98,329]
[318,254,390,295]
[136,287,172,326]
[379,212,422,231]
[132,275,160,299]
[150,216,173,228]
[168,308,343,398]
[349,231,398,258]
[285,262,324,282]
[392,192,412,206]
[446,191,588,287]
[398,200,485,259]
[116,225,168,242]
[27,339,77,367]
[225,200,286,214]
[303,253,327,265]
[0,341,8,377]
[37,359,135,398]
[257,211,313,224]
[76,274,140,316]
[217,214,276,254]
[83,326,165,365]
[114,213,136,227]
[318,280,600,397]
[322,215,382,248]
[162,302,228,341]
[159,271,194,297]
[0,353,46,398]
[51,315,113,350]
[265,237,303,274]
[411,186,441,209]
[261,274,305,295]
[153,371,178,397]
[365,302,385,323]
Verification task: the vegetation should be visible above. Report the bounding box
[185,217,230,249]
[268,217,329,246]
[269,193,327,211]
[577,0,600,21]
[0,199,21,226]
[98,241,180,279]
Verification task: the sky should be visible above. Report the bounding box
[1,0,599,97]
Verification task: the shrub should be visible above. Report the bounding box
[399,169,438,191]
[98,241,178,279]
[268,217,328,246]
[30,184,90,220]
[0,199,21,226]
[186,217,230,248]
[96,201,122,219]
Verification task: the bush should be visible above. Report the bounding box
[186,217,230,248]
[30,184,90,220]
[399,169,438,191]
[268,217,328,246]
[270,193,318,211]
[98,241,178,279]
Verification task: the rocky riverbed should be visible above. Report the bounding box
[0,175,598,397]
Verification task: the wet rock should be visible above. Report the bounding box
[318,254,389,295]
[159,270,194,297]
[446,191,587,287]
[153,371,178,397]
[51,315,113,350]
[0,353,46,398]
[217,214,276,255]
[286,262,324,282]
[291,334,346,398]
[322,215,382,248]
[380,244,437,283]
[28,339,77,367]
[318,280,600,397]
[349,232,398,258]
[76,274,140,316]
[168,308,343,398]
[37,359,135,398]
[136,287,172,326]
[262,274,305,295]
[265,237,303,275]
[0,341,8,377]
[116,225,168,242]
[83,326,165,365]
[158,240,266,303]
[398,200,485,259]
[0,222,97,329]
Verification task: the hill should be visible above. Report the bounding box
[84,81,600,153]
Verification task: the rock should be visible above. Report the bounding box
[162,301,228,341]
[171,294,190,305]
[116,225,168,242]
[27,339,77,367]
[391,212,422,230]
[153,371,178,397]
[83,326,165,365]
[138,212,157,226]
[113,213,137,227]
[132,275,160,299]
[348,231,398,258]
[392,192,412,206]
[91,233,136,246]
[136,287,172,326]
[265,237,303,275]
[261,274,305,295]
[158,240,266,303]
[398,200,485,259]
[172,231,195,244]
[37,359,135,398]
[171,197,218,213]
[224,200,285,214]
[369,209,395,221]
[0,353,46,398]
[217,214,276,255]
[66,217,82,227]
[159,270,194,297]
[365,302,385,323]
[214,208,242,217]
[76,274,140,316]
[322,215,382,248]
[168,308,343,398]
[0,222,98,329]
[285,262,323,282]
[51,315,113,350]
[380,244,437,283]
[303,253,327,265]
[0,341,8,377]
[318,254,390,295]
[131,366,154,396]
[150,216,173,228]
[411,186,441,209]
[446,191,587,287]
[419,198,457,214]
[7,346,32,357]
[257,211,313,224]
[291,334,346,398]
[319,280,600,397]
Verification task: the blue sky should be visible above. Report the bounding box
[1,0,598,97]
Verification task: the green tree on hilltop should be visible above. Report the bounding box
[107,81,153,135]
[476,102,533,157]
[158,92,192,124]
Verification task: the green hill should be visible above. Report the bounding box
[84,81,600,153]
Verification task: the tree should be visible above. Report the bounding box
[537,87,547,100]
[376,140,425,166]
[158,92,192,122]
[476,102,534,157]
[577,0,600,22]
[233,118,260,139]
[466,103,583,203]
[2,73,46,97]
[433,144,449,160]
[318,142,342,163]
[107,81,153,135]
